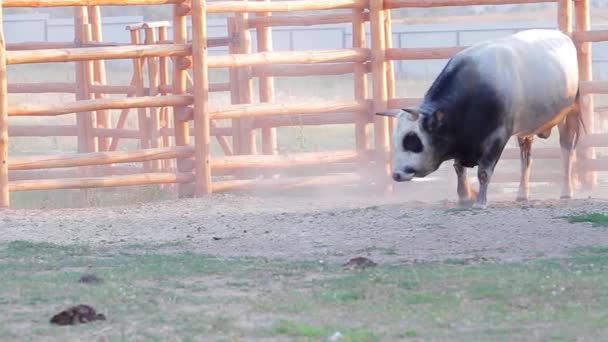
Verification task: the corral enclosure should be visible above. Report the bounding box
[3,0,608,208]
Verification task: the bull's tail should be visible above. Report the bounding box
[573,87,587,148]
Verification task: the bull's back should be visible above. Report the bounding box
[466,29,579,136]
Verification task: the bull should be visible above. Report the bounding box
[377,29,582,209]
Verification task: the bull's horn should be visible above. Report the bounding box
[375,109,403,118]
[402,108,420,121]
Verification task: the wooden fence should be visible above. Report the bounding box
[0,0,605,208]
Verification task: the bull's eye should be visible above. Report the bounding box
[402,132,423,153]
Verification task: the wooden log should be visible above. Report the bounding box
[9,145,194,170]
[0,0,8,208]
[254,113,357,128]
[227,18,242,156]
[158,37,234,48]
[580,80,608,95]
[486,171,562,184]
[89,5,110,152]
[370,0,391,192]
[257,0,277,157]
[385,8,396,154]
[211,150,365,170]
[572,29,608,43]
[7,43,191,65]
[386,47,465,60]
[9,125,77,137]
[158,25,172,172]
[384,0,554,8]
[212,173,361,192]
[579,158,608,172]
[10,172,194,192]
[8,82,76,93]
[500,147,561,160]
[206,0,367,13]
[247,12,367,28]
[92,128,140,139]
[575,0,596,189]
[251,63,358,77]
[388,97,422,108]
[558,0,572,34]
[210,99,370,120]
[9,165,141,181]
[191,0,212,195]
[7,41,76,50]
[4,0,184,7]
[579,133,608,148]
[74,9,97,156]
[173,0,192,197]
[208,48,370,68]
[145,26,162,171]
[353,7,369,153]
[125,21,171,31]
[236,9,257,156]
[9,95,193,116]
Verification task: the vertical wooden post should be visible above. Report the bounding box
[227,17,242,156]
[558,0,572,34]
[257,0,277,156]
[173,2,192,196]
[88,5,110,152]
[384,8,396,154]
[0,0,9,208]
[145,26,162,171]
[370,0,391,193]
[191,0,212,195]
[352,8,369,154]
[574,0,597,189]
[128,28,151,171]
[235,9,256,156]
[159,25,171,172]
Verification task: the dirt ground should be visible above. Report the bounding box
[3,179,608,264]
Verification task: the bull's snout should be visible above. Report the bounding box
[392,168,415,182]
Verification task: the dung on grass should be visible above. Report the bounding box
[565,213,608,227]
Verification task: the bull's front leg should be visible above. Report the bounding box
[473,133,509,209]
[454,161,477,206]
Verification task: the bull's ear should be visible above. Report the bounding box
[424,110,445,133]
[375,109,403,118]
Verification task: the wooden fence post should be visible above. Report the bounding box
[257,0,277,157]
[173,2,192,197]
[191,0,212,195]
[88,5,110,152]
[574,0,597,190]
[385,8,396,154]
[352,7,369,154]
[235,7,256,156]
[370,0,392,193]
[0,0,8,208]
[145,26,162,171]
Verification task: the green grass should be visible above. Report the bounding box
[3,242,608,340]
[566,213,608,227]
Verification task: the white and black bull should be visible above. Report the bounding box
[377,29,582,209]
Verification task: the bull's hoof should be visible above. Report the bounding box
[472,202,487,210]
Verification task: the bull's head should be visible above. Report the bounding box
[376,108,446,182]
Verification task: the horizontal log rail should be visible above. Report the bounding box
[206,0,368,13]
[9,125,77,137]
[9,172,194,192]
[3,0,183,7]
[251,63,366,77]
[572,29,608,43]
[384,0,555,9]
[212,173,362,192]
[9,166,141,181]
[208,49,370,68]
[9,145,195,170]
[209,100,371,120]
[8,82,229,94]
[7,43,190,64]
[580,80,608,95]
[247,12,369,28]
[386,47,466,60]
[254,113,360,128]
[212,150,369,170]
[9,95,193,116]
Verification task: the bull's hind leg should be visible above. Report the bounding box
[516,136,533,202]
[454,161,477,206]
[558,113,579,199]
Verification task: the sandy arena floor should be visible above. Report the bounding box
[2,181,608,264]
